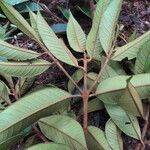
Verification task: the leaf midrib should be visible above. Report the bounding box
[96,84,150,96]
[112,31,150,59]
[0,41,40,55]
[0,96,71,136]
[39,119,87,150]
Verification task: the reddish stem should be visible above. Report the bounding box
[82,52,89,133]
[32,125,48,142]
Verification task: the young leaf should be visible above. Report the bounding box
[86,126,111,150]
[37,12,78,67]
[112,31,150,61]
[105,119,123,150]
[0,1,40,42]
[39,115,87,150]
[26,143,71,150]
[0,59,51,77]
[99,0,123,54]
[135,40,150,74]
[68,69,84,93]
[67,12,86,52]
[105,104,141,140]
[96,74,150,104]
[118,81,144,117]
[0,87,71,143]
[86,0,110,60]
[0,40,40,60]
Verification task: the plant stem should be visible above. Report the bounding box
[83,52,89,133]
[88,47,114,93]
[32,125,48,142]
[38,42,82,93]
[135,103,150,150]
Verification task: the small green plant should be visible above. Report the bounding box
[0,0,149,149]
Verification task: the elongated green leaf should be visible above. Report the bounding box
[0,59,50,77]
[39,115,87,150]
[99,0,123,53]
[135,40,150,74]
[105,104,141,139]
[37,12,78,67]
[79,98,104,116]
[0,133,24,149]
[5,0,27,5]
[118,81,144,117]
[67,12,86,52]
[96,74,150,104]
[68,69,84,93]
[0,40,40,60]
[77,6,91,18]
[0,80,11,107]
[0,87,71,143]
[105,119,123,150]
[112,31,150,61]
[86,0,110,60]
[28,9,39,37]
[20,77,35,95]
[86,126,111,150]
[51,23,67,34]
[26,143,71,150]
[0,1,40,41]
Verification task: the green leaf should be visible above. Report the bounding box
[20,77,35,95]
[4,0,28,5]
[135,40,150,74]
[0,1,40,41]
[16,77,35,95]
[26,143,71,150]
[39,115,87,150]
[0,40,40,60]
[68,69,84,93]
[127,30,137,43]
[0,59,51,77]
[77,6,91,18]
[67,12,86,52]
[96,74,150,104]
[58,7,70,20]
[105,119,123,150]
[79,98,104,116]
[99,0,123,54]
[86,126,111,150]
[37,12,78,67]
[118,81,144,117]
[15,2,42,13]
[0,133,24,149]
[51,23,67,34]
[86,0,110,60]
[0,80,11,107]
[105,104,141,139]
[112,31,150,61]
[0,87,71,143]
[28,9,39,37]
